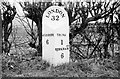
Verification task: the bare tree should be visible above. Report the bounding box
[69,1,120,59]
[69,1,120,39]
[19,2,53,56]
[2,2,17,54]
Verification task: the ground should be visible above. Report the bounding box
[2,55,120,77]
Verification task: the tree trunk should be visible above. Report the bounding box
[36,20,42,56]
[103,35,110,58]
[0,10,2,77]
[3,21,12,54]
[0,10,2,54]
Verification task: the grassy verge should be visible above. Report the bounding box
[2,53,119,77]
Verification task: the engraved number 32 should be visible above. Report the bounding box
[51,15,59,21]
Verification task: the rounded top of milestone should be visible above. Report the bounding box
[42,6,69,30]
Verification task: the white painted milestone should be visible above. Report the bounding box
[42,6,69,66]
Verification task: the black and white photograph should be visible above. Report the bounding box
[1,0,120,78]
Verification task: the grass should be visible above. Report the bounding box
[2,53,119,77]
